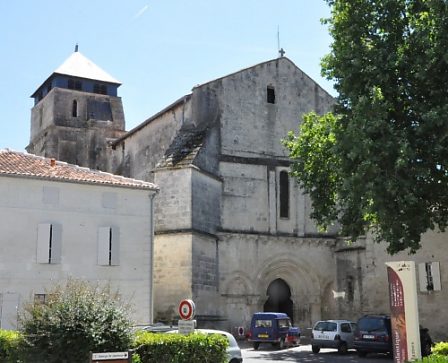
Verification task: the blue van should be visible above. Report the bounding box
[248,312,300,350]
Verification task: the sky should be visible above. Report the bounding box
[0,0,335,151]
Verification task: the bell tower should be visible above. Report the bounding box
[26,47,126,170]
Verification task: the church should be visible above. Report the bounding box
[26,49,447,340]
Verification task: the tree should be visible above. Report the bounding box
[284,0,448,254]
[19,279,133,363]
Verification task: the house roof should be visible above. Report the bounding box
[53,51,121,84]
[0,149,158,191]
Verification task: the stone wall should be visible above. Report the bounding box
[335,232,448,341]
[218,233,338,332]
[0,176,154,328]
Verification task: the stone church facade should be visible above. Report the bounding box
[27,50,447,340]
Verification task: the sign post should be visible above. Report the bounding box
[178,299,196,335]
[386,261,421,363]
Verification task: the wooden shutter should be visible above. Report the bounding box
[110,226,120,266]
[37,224,51,263]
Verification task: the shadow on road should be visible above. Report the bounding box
[242,343,392,362]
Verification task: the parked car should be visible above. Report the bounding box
[166,328,243,363]
[311,319,357,354]
[354,314,432,358]
[248,312,301,350]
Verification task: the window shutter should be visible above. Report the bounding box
[50,223,62,264]
[98,227,111,265]
[110,226,120,266]
[37,224,51,263]
[418,262,428,292]
[432,262,442,291]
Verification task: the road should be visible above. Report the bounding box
[241,343,392,363]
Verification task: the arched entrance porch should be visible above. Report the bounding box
[263,278,294,323]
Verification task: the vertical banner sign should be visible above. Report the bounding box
[386,261,421,363]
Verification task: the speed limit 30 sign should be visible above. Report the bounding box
[178,299,196,320]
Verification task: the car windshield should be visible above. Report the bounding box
[314,321,337,332]
[358,318,386,332]
[278,319,292,328]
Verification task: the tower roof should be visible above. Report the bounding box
[53,51,121,85]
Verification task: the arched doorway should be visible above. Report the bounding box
[263,278,294,322]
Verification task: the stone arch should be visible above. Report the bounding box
[220,271,254,330]
[254,255,325,327]
[263,278,294,321]
[221,271,253,296]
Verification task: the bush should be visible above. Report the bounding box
[412,342,448,363]
[415,356,448,363]
[433,342,448,356]
[133,331,228,363]
[19,279,133,363]
[0,330,22,362]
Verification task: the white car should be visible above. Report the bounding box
[167,328,243,363]
[311,319,357,354]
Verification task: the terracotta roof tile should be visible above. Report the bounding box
[0,149,158,191]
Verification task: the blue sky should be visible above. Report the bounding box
[0,0,334,151]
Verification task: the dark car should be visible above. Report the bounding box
[248,312,301,350]
[354,315,432,358]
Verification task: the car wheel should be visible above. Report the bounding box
[338,342,348,354]
[312,345,320,354]
[279,338,285,349]
[253,342,260,350]
[357,350,367,357]
[229,360,240,363]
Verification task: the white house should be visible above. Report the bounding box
[0,149,158,329]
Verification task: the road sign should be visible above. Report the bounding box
[90,351,130,363]
[178,299,195,320]
[178,319,196,335]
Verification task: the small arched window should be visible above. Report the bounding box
[279,170,289,218]
[72,100,78,117]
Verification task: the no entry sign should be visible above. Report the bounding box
[178,299,195,320]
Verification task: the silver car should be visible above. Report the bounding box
[311,319,357,354]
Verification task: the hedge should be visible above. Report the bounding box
[433,342,448,356]
[133,331,228,363]
[412,342,448,363]
[0,329,22,363]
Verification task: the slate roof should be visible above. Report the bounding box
[53,51,121,84]
[0,149,158,191]
[155,130,207,169]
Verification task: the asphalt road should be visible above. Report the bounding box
[241,343,392,363]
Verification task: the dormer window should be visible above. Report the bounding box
[267,86,276,104]
[94,83,107,95]
[68,79,82,91]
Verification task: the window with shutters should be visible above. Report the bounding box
[97,226,120,266]
[418,262,442,292]
[36,223,62,264]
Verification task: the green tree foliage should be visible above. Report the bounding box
[284,0,448,254]
[19,279,132,363]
